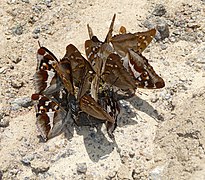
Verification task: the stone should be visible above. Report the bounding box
[149,166,165,180]
[11,79,24,89]
[143,18,169,41]
[11,97,33,108]
[156,22,169,40]
[152,4,167,16]
[31,161,50,174]
[12,57,22,64]
[0,117,9,128]
[12,24,23,35]
[21,155,34,166]
[33,27,40,34]
[76,163,87,174]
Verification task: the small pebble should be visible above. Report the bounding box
[160,43,167,50]
[11,79,24,88]
[0,118,9,128]
[12,25,23,35]
[152,4,166,16]
[21,155,34,166]
[129,151,135,158]
[11,97,33,108]
[31,161,50,174]
[173,29,181,36]
[76,163,87,174]
[169,36,176,42]
[156,23,169,40]
[33,27,40,34]
[149,166,165,180]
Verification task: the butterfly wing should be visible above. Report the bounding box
[79,95,115,123]
[34,47,63,95]
[63,44,95,99]
[128,49,165,89]
[31,92,70,141]
[111,29,156,56]
[99,89,120,140]
[102,53,136,92]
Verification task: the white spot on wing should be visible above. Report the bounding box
[46,70,56,89]
[128,61,141,78]
[47,111,55,130]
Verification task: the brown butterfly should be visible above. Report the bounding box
[35,46,74,96]
[62,44,96,99]
[102,53,136,93]
[85,14,136,95]
[61,44,117,128]
[32,46,75,141]
[31,91,71,142]
[110,24,165,89]
[75,88,120,140]
[34,47,63,96]
[79,95,115,124]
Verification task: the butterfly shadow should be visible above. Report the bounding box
[74,124,118,162]
[126,95,164,121]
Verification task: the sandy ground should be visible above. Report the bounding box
[1,0,205,179]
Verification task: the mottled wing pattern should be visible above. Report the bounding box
[64,44,95,98]
[31,93,70,141]
[102,53,136,92]
[79,95,115,123]
[111,29,156,56]
[128,49,165,89]
[34,47,62,95]
[99,89,120,140]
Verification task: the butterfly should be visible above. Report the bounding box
[61,44,116,125]
[32,45,74,141]
[75,87,120,140]
[31,92,71,141]
[34,46,74,96]
[85,14,136,96]
[62,44,96,101]
[110,23,165,89]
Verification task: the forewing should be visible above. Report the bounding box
[102,53,136,92]
[111,29,156,56]
[79,95,115,123]
[64,44,95,98]
[34,47,62,95]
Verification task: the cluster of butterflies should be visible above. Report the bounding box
[31,14,165,142]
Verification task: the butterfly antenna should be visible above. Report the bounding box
[105,14,116,43]
[38,41,41,47]
[87,24,94,39]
